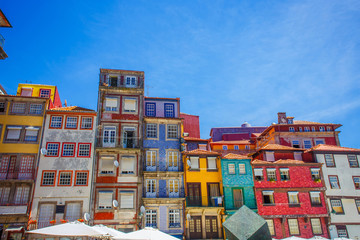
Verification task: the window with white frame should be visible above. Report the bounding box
[126,76,137,87]
[190,156,199,169]
[59,172,72,186]
[310,192,321,206]
[329,176,340,189]
[98,191,113,209]
[299,127,303,132]
[330,199,344,214]
[6,126,22,141]
[310,218,322,234]
[146,123,157,138]
[14,186,30,204]
[312,126,316,132]
[304,127,310,132]
[81,117,92,129]
[104,97,118,112]
[38,203,55,228]
[78,144,90,157]
[146,150,156,167]
[62,143,75,157]
[266,168,276,181]
[288,219,300,235]
[254,168,264,181]
[288,192,299,205]
[40,89,51,98]
[75,171,88,186]
[280,168,290,181]
[319,126,325,132]
[46,143,59,156]
[29,104,43,114]
[123,98,137,113]
[315,139,325,145]
[337,226,348,238]
[50,116,62,128]
[168,151,178,169]
[0,187,10,204]
[169,180,179,194]
[228,163,235,174]
[146,210,157,227]
[120,156,135,174]
[348,155,359,168]
[119,192,134,208]
[65,202,81,221]
[265,219,275,236]
[207,157,217,170]
[99,156,115,174]
[167,125,178,139]
[24,127,39,142]
[325,154,335,167]
[12,103,26,114]
[169,209,180,228]
[66,117,78,129]
[303,140,312,149]
[239,164,246,174]
[289,127,295,132]
[146,180,156,193]
[42,171,55,186]
[262,191,274,205]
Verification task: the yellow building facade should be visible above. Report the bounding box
[17,84,62,109]
[183,149,224,239]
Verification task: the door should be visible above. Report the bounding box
[205,216,218,239]
[169,180,179,198]
[123,127,135,148]
[233,189,243,209]
[38,204,55,228]
[103,126,116,147]
[7,156,17,179]
[189,216,202,239]
[207,183,220,207]
[187,183,201,206]
[18,156,34,179]
[168,151,178,171]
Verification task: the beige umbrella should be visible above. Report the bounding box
[113,227,179,240]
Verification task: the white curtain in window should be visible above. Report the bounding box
[25,128,39,137]
[120,193,134,208]
[105,98,118,107]
[7,127,21,139]
[65,202,81,221]
[100,157,115,171]
[190,157,199,169]
[254,168,263,176]
[98,191,113,208]
[124,99,136,111]
[207,157,216,169]
[121,157,135,172]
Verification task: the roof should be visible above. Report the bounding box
[222,153,250,159]
[210,140,251,145]
[306,144,360,153]
[100,68,144,75]
[183,149,220,156]
[252,159,320,165]
[145,97,180,101]
[184,137,209,142]
[180,112,199,117]
[0,10,11,28]
[259,144,304,151]
[48,106,95,112]
[0,95,48,100]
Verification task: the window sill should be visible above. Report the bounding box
[207,169,218,172]
[288,204,301,208]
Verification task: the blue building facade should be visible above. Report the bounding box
[142,97,184,238]
[221,153,257,216]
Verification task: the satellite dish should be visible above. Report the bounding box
[112,200,119,208]
[84,212,90,221]
[114,160,119,167]
[187,159,191,167]
[140,205,146,214]
[40,148,48,155]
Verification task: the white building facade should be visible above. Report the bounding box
[310,145,360,239]
[29,106,96,229]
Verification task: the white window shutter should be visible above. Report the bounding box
[7,128,21,139]
[120,194,133,208]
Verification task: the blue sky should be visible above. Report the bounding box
[1,0,360,147]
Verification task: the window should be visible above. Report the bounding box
[75,171,88,186]
[266,168,276,181]
[292,140,300,148]
[312,126,316,132]
[310,192,322,206]
[39,89,51,98]
[65,116,78,129]
[245,145,250,150]
[62,143,75,157]
[199,144,207,150]
[288,118,293,124]
[336,225,348,238]
[24,127,39,142]
[58,171,72,186]
[280,168,290,181]
[329,176,340,189]
[319,126,325,132]
[65,202,81,221]
[325,154,335,167]
[78,143,91,157]
[294,152,302,160]
[109,76,118,87]
[164,103,175,118]
[38,203,55,228]
[145,103,156,117]
[348,155,359,168]
[119,192,134,208]
[0,102,5,112]
[41,171,56,186]
[146,180,156,193]
[99,156,115,174]
[146,150,156,167]
[123,98,137,113]
[355,200,360,214]
[29,104,43,114]
[353,177,360,189]
[168,151,178,169]
[303,140,312,149]
[103,126,116,146]
[146,210,157,227]
[265,219,275,236]
[310,218,322,234]
[289,127,295,132]
[288,219,300,235]
[254,168,264,181]
[146,123,157,138]
[126,76,137,87]
[315,139,324,145]
[167,125,178,139]
[46,143,60,157]
[327,126,332,131]
[234,145,239,150]
[239,164,246,174]
[169,209,181,228]
[190,157,199,169]
[98,191,113,209]
[304,127,310,132]
[330,199,344,214]
[6,126,22,141]
[50,116,63,128]
[20,88,33,96]
[105,97,118,112]
[19,156,34,178]
[265,151,275,162]
[0,187,10,204]
[311,168,321,181]
[262,191,274,205]
[207,157,217,170]
[288,192,300,206]
[169,180,179,195]
[81,117,93,129]
[11,103,26,114]
[299,127,302,132]
[222,145,228,150]
[120,156,135,174]
[14,186,30,204]
[228,164,235,174]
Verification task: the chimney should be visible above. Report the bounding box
[278,112,287,124]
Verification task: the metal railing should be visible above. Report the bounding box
[0,171,34,180]
[100,79,144,89]
[143,192,185,198]
[96,136,140,149]
[186,196,224,207]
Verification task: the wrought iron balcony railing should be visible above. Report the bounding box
[186,196,224,207]
[96,136,140,149]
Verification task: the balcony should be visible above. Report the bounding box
[186,196,224,207]
[144,165,184,172]
[144,191,185,199]
[99,78,144,90]
[0,171,34,180]
[96,136,140,149]
[0,204,28,215]
[145,223,157,228]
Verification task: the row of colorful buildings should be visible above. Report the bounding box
[0,68,359,240]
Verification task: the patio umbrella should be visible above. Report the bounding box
[281,237,306,240]
[114,227,179,240]
[27,221,104,237]
[92,225,127,238]
[310,237,329,240]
